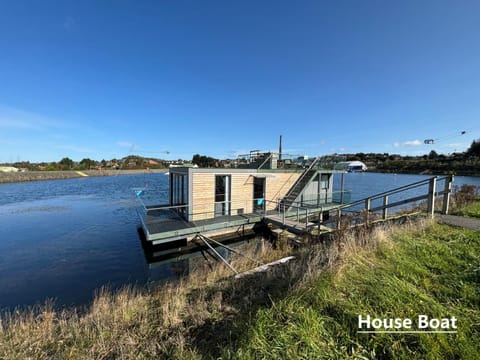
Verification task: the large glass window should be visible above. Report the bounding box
[171,173,188,218]
[253,177,265,212]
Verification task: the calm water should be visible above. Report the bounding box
[1,172,479,311]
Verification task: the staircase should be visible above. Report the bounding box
[279,157,319,211]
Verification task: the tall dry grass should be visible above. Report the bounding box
[0,217,429,359]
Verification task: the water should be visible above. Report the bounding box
[335,173,480,212]
[0,172,479,311]
[0,173,169,311]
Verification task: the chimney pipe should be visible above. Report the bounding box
[279,135,283,160]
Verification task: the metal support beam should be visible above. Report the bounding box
[196,235,238,274]
[201,234,263,266]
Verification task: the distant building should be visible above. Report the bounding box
[147,159,160,166]
[335,161,367,172]
[0,166,19,173]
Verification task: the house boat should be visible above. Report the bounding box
[137,152,347,245]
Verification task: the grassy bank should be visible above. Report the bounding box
[1,214,479,358]
[235,222,480,359]
[0,169,167,184]
[450,184,480,219]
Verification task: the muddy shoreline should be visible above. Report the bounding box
[0,169,168,184]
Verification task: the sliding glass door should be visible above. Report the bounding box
[215,175,231,217]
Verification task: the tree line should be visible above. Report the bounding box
[348,139,480,176]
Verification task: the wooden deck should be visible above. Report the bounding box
[141,208,264,245]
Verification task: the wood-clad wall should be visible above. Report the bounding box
[230,174,254,215]
[264,172,300,210]
[191,171,301,221]
[191,173,215,221]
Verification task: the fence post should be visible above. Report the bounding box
[382,195,389,220]
[427,177,437,218]
[305,208,309,228]
[340,172,345,203]
[336,208,342,229]
[282,203,285,225]
[318,211,323,232]
[442,175,454,215]
[365,197,371,224]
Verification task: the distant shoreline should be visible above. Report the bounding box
[0,169,168,184]
[366,169,480,177]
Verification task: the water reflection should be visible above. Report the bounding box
[139,228,261,281]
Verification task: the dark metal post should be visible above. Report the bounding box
[279,135,283,161]
[318,211,323,232]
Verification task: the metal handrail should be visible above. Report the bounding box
[257,153,273,170]
[338,176,447,211]
[282,156,319,199]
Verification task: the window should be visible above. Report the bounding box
[215,175,231,216]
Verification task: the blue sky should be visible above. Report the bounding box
[1,0,479,162]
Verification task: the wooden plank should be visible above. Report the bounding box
[234,256,295,279]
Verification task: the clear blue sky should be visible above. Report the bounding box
[1,0,479,162]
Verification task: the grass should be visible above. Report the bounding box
[450,184,480,219]
[1,211,479,359]
[451,201,480,219]
[235,222,480,359]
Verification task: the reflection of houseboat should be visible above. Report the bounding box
[137,152,347,245]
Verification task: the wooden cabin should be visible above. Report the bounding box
[140,154,343,244]
[170,168,301,221]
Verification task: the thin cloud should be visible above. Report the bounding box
[54,145,95,154]
[116,141,135,148]
[393,139,422,148]
[0,104,100,138]
[446,142,465,148]
[63,16,76,29]
[0,118,43,130]
[0,104,69,131]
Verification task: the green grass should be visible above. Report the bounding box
[452,200,480,219]
[233,223,480,359]
[1,219,479,359]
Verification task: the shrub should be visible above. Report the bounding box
[452,184,479,207]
